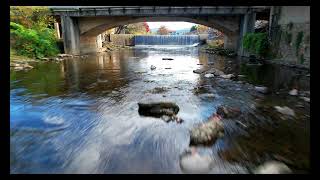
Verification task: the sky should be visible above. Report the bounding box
[147,22,196,30]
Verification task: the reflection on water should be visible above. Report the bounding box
[10,46,310,173]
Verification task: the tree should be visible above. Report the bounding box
[143,22,150,33]
[157,25,170,35]
[118,22,150,35]
[190,25,197,32]
[10,6,56,30]
[196,25,209,34]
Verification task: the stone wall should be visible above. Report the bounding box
[110,34,135,46]
[270,6,310,68]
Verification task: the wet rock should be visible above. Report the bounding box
[13,66,24,71]
[274,106,295,117]
[190,115,224,145]
[55,57,64,61]
[204,93,215,98]
[235,120,247,128]
[300,97,310,103]
[219,74,234,79]
[138,102,179,118]
[295,104,304,108]
[161,115,172,122]
[58,54,73,58]
[255,86,269,94]
[253,161,292,174]
[40,57,50,61]
[204,74,214,78]
[134,71,147,74]
[180,148,214,174]
[238,75,246,78]
[150,65,156,70]
[288,89,298,96]
[206,68,225,76]
[97,79,108,83]
[147,87,169,94]
[216,105,241,118]
[165,68,172,69]
[193,67,208,74]
[162,58,174,60]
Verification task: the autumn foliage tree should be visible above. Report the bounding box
[157,25,170,35]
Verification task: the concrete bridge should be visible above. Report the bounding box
[50,6,270,56]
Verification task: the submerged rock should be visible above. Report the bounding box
[216,106,241,118]
[146,87,169,94]
[190,114,224,145]
[150,65,156,70]
[193,67,208,74]
[138,102,179,118]
[289,89,298,96]
[180,148,214,174]
[58,54,73,58]
[219,74,234,79]
[11,62,33,71]
[206,68,225,76]
[204,74,215,78]
[300,96,310,103]
[254,161,292,174]
[274,106,295,117]
[255,86,269,94]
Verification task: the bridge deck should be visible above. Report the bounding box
[50,6,269,16]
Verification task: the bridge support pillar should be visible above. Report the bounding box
[224,34,239,51]
[61,16,80,55]
[238,12,256,57]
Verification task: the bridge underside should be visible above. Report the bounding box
[60,14,256,55]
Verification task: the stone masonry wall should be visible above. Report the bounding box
[110,34,135,46]
[270,6,310,68]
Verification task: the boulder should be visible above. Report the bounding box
[204,74,214,78]
[300,97,310,103]
[190,114,224,145]
[193,67,209,74]
[274,106,295,117]
[180,148,213,174]
[138,102,179,118]
[216,105,241,119]
[206,68,225,76]
[288,89,298,96]
[58,54,73,58]
[255,86,269,94]
[253,161,292,174]
[150,65,156,70]
[219,74,234,79]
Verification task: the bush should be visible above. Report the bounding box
[10,22,59,59]
[243,32,269,58]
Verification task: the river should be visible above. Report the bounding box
[10,45,310,174]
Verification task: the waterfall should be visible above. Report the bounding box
[134,35,199,45]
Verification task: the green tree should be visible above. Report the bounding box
[10,6,60,59]
[190,25,197,32]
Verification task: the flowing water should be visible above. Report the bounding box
[10,46,310,174]
[134,35,199,45]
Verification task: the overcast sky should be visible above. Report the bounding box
[147,22,196,30]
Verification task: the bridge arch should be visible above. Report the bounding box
[54,6,263,55]
[76,16,240,54]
